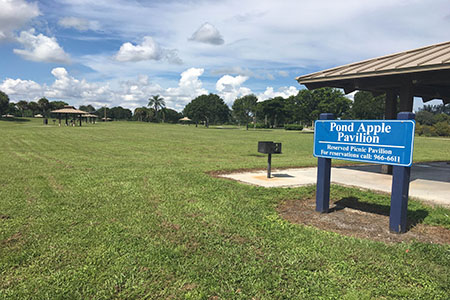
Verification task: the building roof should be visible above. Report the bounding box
[296,41,450,83]
[296,41,450,104]
[51,105,88,114]
[179,116,191,121]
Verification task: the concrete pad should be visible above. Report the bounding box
[220,162,450,207]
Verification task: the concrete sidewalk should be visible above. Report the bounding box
[220,162,450,207]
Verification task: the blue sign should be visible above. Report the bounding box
[314,120,415,166]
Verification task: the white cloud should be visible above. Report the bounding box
[58,16,100,31]
[216,75,252,104]
[258,86,299,101]
[13,29,71,63]
[164,68,208,110]
[44,67,113,103]
[0,0,40,41]
[189,22,224,45]
[118,75,163,106]
[115,36,182,64]
[0,78,43,99]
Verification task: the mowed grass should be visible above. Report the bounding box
[0,119,449,299]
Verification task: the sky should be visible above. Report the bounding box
[1,0,449,112]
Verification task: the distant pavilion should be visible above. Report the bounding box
[51,105,88,126]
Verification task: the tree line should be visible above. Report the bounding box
[2,88,449,133]
[181,88,386,129]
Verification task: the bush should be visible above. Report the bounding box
[253,123,269,128]
[415,123,423,136]
[421,125,438,137]
[434,121,450,136]
[433,113,450,124]
[284,124,304,131]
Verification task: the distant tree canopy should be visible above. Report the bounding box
[415,103,450,137]
[232,94,257,130]
[0,90,9,116]
[79,104,96,113]
[49,101,68,110]
[183,93,230,127]
[96,106,132,120]
[347,91,385,120]
[37,97,50,117]
[252,87,352,127]
[161,108,183,123]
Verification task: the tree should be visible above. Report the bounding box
[163,108,183,123]
[0,90,9,117]
[133,107,148,122]
[257,97,287,128]
[37,97,50,117]
[348,91,385,120]
[313,87,351,119]
[79,104,96,113]
[8,102,18,116]
[16,100,28,117]
[27,101,39,116]
[183,93,230,127]
[49,101,68,110]
[148,95,166,122]
[232,94,257,130]
[291,89,317,126]
[110,106,132,120]
[416,110,435,125]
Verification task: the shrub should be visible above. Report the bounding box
[433,113,450,124]
[434,121,450,136]
[284,124,304,131]
[253,123,269,128]
[421,125,438,137]
[415,123,423,136]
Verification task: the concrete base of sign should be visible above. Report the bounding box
[220,162,450,207]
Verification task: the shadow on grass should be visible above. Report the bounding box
[332,196,429,230]
[211,127,239,130]
[0,117,30,122]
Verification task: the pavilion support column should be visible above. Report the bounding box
[381,91,398,174]
[399,84,414,112]
[79,114,82,127]
[65,114,68,126]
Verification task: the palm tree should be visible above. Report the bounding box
[148,95,166,122]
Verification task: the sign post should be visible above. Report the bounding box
[313,113,415,233]
[316,113,334,213]
[389,112,415,233]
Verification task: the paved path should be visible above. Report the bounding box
[220,162,450,207]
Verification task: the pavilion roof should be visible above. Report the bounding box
[51,105,88,114]
[296,41,450,103]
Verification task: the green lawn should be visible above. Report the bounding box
[1,119,449,299]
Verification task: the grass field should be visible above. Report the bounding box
[1,119,449,299]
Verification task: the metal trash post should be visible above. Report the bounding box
[258,141,282,178]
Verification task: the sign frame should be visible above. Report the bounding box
[313,119,415,167]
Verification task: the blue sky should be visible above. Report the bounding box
[1,0,449,111]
